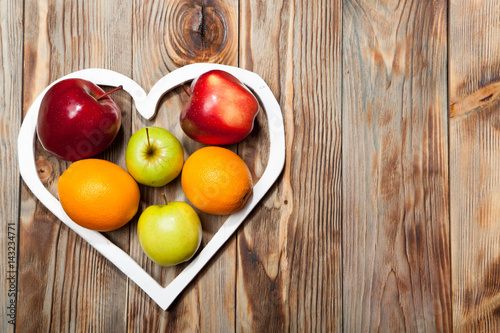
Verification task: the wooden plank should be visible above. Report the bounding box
[449,0,500,330]
[0,0,23,330]
[17,0,132,331]
[342,0,451,331]
[236,0,342,331]
[126,0,238,331]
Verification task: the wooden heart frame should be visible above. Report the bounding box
[18,63,285,310]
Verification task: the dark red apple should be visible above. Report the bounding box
[37,79,122,161]
[179,70,259,145]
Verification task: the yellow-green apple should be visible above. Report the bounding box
[37,79,122,161]
[137,196,202,267]
[180,70,259,145]
[125,127,184,187]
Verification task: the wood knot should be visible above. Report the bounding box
[36,157,53,182]
[450,81,500,119]
[167,1,235,64]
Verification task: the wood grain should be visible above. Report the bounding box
[237,0,343,331]
[342,0,451,331]
[449,0,500,330]
[8,0,500,330]
[17,0,132,331]
[0,0,23,330]
[450,81,500,119]
[127,0,238,331]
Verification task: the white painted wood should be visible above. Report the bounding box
[17,63,285,310]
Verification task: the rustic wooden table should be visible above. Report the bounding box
[2,0,499,331]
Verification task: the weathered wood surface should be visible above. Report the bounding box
[2,0,500,331]
[0,0,23,332]
[236,0,342,331]
[127,1,238,331]
[342,0,451,331]
[450,0,500,331]
[18,0,133,331]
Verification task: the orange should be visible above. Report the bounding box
[57,159,140,231]
[181,146,253,215]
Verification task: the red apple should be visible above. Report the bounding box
[37,79,122,161]
[179,70,259,145]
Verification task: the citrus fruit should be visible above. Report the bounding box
[57,159,140,231]
[181,146,253,215]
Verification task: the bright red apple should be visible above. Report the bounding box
[37,79,122,161]
[179,70,259,145]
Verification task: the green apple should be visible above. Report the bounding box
[125,126,184,187]
[137,196,202,267]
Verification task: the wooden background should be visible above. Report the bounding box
[1,0,499,331]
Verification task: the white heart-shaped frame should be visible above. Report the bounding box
[18,63,285,310]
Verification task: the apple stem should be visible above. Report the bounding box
[161,193,168,205]
[96,85,123,101]
[146,127,151,151]
[181,84,191,97]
